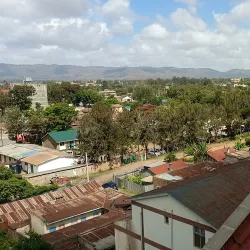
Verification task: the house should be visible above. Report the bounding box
[111,104,123,114]
[100,89,117,99]
[225,149,250,164]
[143,160,187,177]
[153,162,226,188]
[71,108,92,129]
[0,89,9,94]
[42,129,79,151]
[0,181,130,250]
[203,194,250,250]
[207,147,235,162]
[0,143,74,174]
[114,160,250,250]
[136,104,156,112]
[121,96,133,103]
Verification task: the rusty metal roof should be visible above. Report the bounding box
[128,160,250,229]
[80,224,115,250]
[0,181,102,228]
[21,152,59,165]
[208,148,235,162]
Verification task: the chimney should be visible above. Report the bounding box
[169,163,173,171]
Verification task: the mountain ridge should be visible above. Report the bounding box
[0,63,248,80]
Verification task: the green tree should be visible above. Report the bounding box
[103,97,119,106]
[13,232,53,250]
[164,152,176,163]
[0,231,16,250]
[47,84,65,103]
[44,103,77,131]
[78,103,119,161]
[10,85,36,111]
[5,107,25,141]
[0,92,10,115]
[184,142,209,163]
[72,89,102,107]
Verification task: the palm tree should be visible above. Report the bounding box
[185,142,209,163]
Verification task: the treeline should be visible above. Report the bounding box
[78,84,250,161]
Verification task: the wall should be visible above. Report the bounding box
[42,135,58,150]
[30,83,49,108]
[36,157,75,173]
[32,209,102,235]
[131,196,214,250]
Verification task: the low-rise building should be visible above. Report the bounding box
[115,161,250,250]
[0,143,74,174]
[0,181,130,250]
[42,129,79,151]
[121,96,133,103]
[207,147,235,162]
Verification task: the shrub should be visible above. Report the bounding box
[164,152,176,163]
[183,156,194,163]
[127,175,143,185]
[245,137,250,146]
[233,141,246,151]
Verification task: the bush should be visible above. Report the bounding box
[183,156,194,163]
[233,141,246,151]
[245,137,250,146]
[164,152,176,163]
[215,138,230,143]
[127,175,143,185]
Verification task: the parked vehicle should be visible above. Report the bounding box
[102,181,118,190]
[148,149,161,156]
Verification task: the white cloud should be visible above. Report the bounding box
[170,8,206,31]
[1,0,250,71]
[175,0,198,13]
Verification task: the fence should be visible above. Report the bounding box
[123,179,153,194]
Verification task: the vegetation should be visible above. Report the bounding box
[184,142,209,163]
[164,152,176,163]
[127,175,143,185]
[233,141,246,151]
[0,231,53,250]
[0,167,58,204]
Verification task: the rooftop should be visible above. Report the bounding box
[0,181,102,229]
[203,194,250,250]
[0,143,71,161]
[148,160,187,175]
[143,161,165,168]
[227,150,250,160]
[208,148,235,162]
[46,130,78,143]
[128,160,250,229]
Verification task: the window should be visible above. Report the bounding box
[49,226,56,233]
[81,216,86,222]
[60,142,65,146]
[93,211,99,217]
[194,227,205,249]
[71,217,78,225]
[165,216,169,224]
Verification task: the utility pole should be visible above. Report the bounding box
[85,152,89,183]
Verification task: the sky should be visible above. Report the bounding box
[1,0,250,70]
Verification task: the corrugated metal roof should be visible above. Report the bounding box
[46,130,78,143]
[144,161,165,168]
[128,161,250,229]
[148,160,187,175]
[208,148,235,162]
[21,152,59,166]
[0,181,102,228]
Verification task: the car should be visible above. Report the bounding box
[102,181,118,190]
[148,149,161,156]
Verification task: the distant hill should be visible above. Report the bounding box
[0,63,249,80]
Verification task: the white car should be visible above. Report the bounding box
[148,149,161,156]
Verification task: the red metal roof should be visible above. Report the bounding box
[0,181,102,228]
[149,160,187,175]
[208,148,235,162]
[0,89,9,94]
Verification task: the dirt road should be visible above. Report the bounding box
[92,139,236,184]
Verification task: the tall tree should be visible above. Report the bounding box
[10,85,36,111]
[0,92,10,115]
[78,103,118,161]
[5,107,24,141]
[44,103,77,131]
[72,89,102,107]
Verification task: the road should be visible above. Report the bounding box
[92,140,236,185]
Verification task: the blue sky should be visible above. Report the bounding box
[0,0,250,70]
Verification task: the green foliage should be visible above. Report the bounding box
[233,141,246,151]
[0,92,10,115]
[72,89,102,107]
[164,152,176,163]
[44,103,77,131]
[5,107,25,140]
[13,232,53,250]
[127,175,143,185]
[185,142,209,163]
[10,85,36,111]
[103,97,119,106]
[245,137,250,146]
[0,231,16,250]
[0,167,58,204]
[183,156,194,163]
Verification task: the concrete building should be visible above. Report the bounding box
[121,96,133,103]
[0,144,74,174]
[115,161,250,250]
[42,129,79,151]
[30,83,49,108]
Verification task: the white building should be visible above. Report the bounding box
[121,96,133,103]
[0,143,74,174]
[115,162,250,250]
